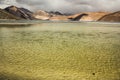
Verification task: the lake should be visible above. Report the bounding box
[0,20,120,80]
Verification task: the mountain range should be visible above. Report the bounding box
[0,5,120,22]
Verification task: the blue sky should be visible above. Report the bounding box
[0,0,120,13]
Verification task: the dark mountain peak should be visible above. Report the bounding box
[4,5,35,20]
[49,11,63,15]
[19,8,33,14]
[5,5,17,12]
[8,5,17,8]
[0,8,21,19]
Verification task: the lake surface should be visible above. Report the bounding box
[0,20,120,80]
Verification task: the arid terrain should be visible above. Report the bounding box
[0,5,120,22]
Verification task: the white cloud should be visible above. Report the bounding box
[0,0,120,13]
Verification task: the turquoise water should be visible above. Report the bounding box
[0,21,120,80]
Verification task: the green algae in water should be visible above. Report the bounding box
[0,22,120,80]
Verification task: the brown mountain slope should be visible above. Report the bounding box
[68,13,88,21]
[33,10,67,20]
[69,12,110,21]
[33,10,50,20]
[98,11,120,22]
[49,15,69,21]
[4,6,35,20]
[0,8,21,19]
[34,11,110,21]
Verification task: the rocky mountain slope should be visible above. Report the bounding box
[98,11,120,22]
[0,5,120,22]
[33,11,112,21]
[68,13,88,21]
[33,10,66,20]
[0,8,20,19]
[33,10,50,20]
[69,12,110,21]
[4,6,35,20]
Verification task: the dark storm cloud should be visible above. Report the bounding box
[0,0,120,13]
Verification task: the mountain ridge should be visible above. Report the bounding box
[0,5,120,22]
[98,11,120,22]
[4,5,35,20]
[0,8,21,19]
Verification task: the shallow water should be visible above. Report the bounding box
[0,21,120,80]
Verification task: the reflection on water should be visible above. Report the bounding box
[0,21,120,80]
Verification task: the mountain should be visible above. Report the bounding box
[4,6,35,20]
[80,12,110,21]
[98,11,120,22]
[49,16,69,21]
[33,10,65,20]
[33,11,110,21]
[33,10,50,20]
[0,8,20,19]
[68,12,109,21]
[48,11,63,16]
[1,5,119,22]
[68,13,88,21]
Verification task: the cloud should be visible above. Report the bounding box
[0,0,120,13]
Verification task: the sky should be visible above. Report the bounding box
[0,0,120,13]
